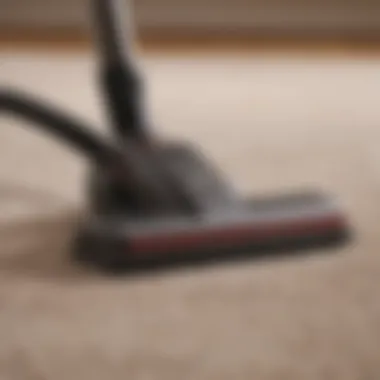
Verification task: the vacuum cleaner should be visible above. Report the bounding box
[0,0,351,274]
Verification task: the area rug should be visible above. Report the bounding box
[0,51,379,379]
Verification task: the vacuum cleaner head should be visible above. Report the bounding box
[74,143,350,274]
[75,191,348,273]
[0,0,351,275]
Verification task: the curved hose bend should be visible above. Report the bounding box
[0,88,118,165]
[0,88,180,212]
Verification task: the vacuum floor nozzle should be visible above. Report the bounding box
[75,143,350,273]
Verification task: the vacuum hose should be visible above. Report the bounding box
[0,89,180,213]
[0,89,119,163]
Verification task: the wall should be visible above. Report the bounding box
[0,0,379,35]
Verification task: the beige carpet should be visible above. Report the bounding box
[0,51,380,379]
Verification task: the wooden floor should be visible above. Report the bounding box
[1,28,380,56]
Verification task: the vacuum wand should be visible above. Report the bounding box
[92,0,147,142]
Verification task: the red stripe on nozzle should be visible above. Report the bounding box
[129,214,346,256]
